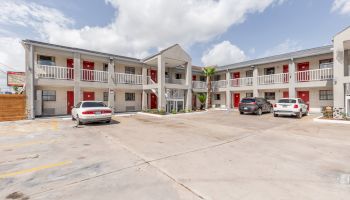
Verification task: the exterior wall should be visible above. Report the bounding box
[294,53,333,71]
[257,61,289,75]
[212,92,226,108]
[36,86,72,116]
[296,87,333,112]
[115,62,143,75]
[115,90,142,112]
[258,89,287,105]
[229,68,253,78]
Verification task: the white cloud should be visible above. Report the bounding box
[262,39,302,57]
[0,0,285,74]
[332,0,350,15]
[201,41,246,66]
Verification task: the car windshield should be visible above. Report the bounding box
[82,102,107,108]
[278,99,296,103]
[241,98,255,103]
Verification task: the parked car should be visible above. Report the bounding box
[273,98,308,118]
[239,97,273,115]
[71,101,112,125]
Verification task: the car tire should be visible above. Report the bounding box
[297,112,302,119]
[71,115,75,121]
[274,112,278,117]
[106,120,111,124]
[303,110,309,116]
[240,111,244,115]
[76,115,82,125]
[256,108,262,116]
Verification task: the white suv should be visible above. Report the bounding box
[72,101,112,125]
[273,98,308,118]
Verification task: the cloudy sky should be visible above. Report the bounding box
[0,0,350,76]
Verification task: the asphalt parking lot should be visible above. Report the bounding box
[1,110,350,200]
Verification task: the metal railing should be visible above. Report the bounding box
[114,73,143,85]
[81,69,108,82]
[35,65,74,80]
[258,73,289,85]
[212,80,227,88]
[230,77,253,87]
[192,81,207,89]
[296,68,333,82]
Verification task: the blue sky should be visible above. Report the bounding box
[0,0,349,74]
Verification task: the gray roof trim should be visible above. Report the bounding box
[216,45,333,72]
[142,44,179,62]
[22,39,141,63]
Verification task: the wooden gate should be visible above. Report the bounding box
[0,94,26,121]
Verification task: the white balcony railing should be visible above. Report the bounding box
[81,69,108,82]
[296,68,333,82]
[192,81,207,89]
[230,77,253,87]
[35,65,74,80]
[258,73,289,85]
[114,73,143,85]
[212,80,227,88]
[165,78,186,85]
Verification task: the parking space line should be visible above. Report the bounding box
[0,139,60,149]
[0,160,72,179]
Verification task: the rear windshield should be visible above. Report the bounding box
[241,98,255,103]
[82,102,107,108]
[278,99,296,103]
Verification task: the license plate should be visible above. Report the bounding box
[244,107,248,110]
[282,105,288,108]
[95,112,101,115]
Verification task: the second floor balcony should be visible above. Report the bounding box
[258,73,289,85]
[230,77,253,87]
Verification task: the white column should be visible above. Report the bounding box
[252,66,259,97]
[142,66,148,110]
[25,44,35,119]
[185,61,192,110]
[73,52,81,105]
[157,55,166,110]
[226,71,232,109]
[108,58,115,113]
[288,59,296,98]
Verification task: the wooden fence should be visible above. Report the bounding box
[0,94,26,121]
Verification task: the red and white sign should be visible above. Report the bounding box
[7,71,25,86]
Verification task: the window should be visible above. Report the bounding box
[103,64,108,71]
[246,93,253,98]
[125,67,135,74]
[200,76,206,81]
[103,92,109,101]
[264,92,275,100]
[175,73,182,79]
[82,102,107,108]
[246,70,253,77]
[319,59,333,69]
[214,94,221,100]
[278,99,296,103]
[125,93,135,101]
[213,75,221,81]
[319,90,333,100]
[42,90,56,101]
[264,67,275,75]
[38,55,55,66]
[298,99,305,104]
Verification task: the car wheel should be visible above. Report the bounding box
[274,112,278,117]
[303,110,309,116]
[256,108,262,116]
[297,112,302,119]
[240,111,244,115]
[76,115,82,125]
[106,120,111,124]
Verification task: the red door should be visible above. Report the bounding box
[150,93,157,109]
[283,65,289,83]
[233,93,240,108]
[83,61,95,81]
[67,59,74,79]
[192,75,196,81]
[150,70,157,83]
[67,91,74,114]
[83,92,95,101]
[297,91,310,110]
[283,91,289,98]
[232,72,240,87]
[297,62,309,82]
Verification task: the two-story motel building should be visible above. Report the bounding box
[23,27,350,119]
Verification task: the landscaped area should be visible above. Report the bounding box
[1,110,349,200]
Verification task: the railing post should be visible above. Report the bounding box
[73,52,81,106]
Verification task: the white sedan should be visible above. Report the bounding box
[71,101,112,125]
[273,98,308,118]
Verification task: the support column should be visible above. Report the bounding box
[25,44,35,119]
[288,59,296,98]
[157,55,166,110]
[185,61,192,110]
[108,58,115,113]
[252,66,259,97]
[142,66,148,110]
[226,71,232,109]
[73,52,81,106]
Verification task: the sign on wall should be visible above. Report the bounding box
[7,71,25,86]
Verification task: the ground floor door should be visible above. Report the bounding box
[283,91,289,98]
[83,92,95,101]
[297,91,310,110]
[192,94,197,109]
[233,93,240,108]
[150,93,157,109]
[67,91,74,114]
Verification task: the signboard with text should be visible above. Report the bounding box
[7,71,25,86]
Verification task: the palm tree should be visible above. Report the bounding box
[203,67,216,108]
[197,93,206,110]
